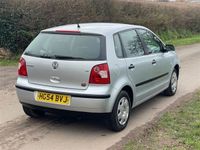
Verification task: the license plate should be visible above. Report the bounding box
[35,91,71,106]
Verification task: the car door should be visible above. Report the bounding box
[136,29,172,93]
[118,29,155,103]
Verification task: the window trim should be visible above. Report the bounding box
[113,33,125,58]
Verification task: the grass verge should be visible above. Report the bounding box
[124,91,200,150]
[164,34,200,46]
[0,53,21,66]
[0,59,18,66]
[0,55,19,66]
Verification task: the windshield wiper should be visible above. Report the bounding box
[53,55,85,60]
[24,52,53,59]
[24,52,85,60]
[39,55,53,59]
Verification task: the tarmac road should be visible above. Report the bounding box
[0,43,200,150]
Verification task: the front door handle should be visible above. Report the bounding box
[128,64,135,69]
[152,59,156,65]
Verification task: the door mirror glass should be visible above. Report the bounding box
[165,44,175,51]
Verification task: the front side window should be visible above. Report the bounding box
[119,30,144,58]
[24,33,105,60]
[137,29,161,54]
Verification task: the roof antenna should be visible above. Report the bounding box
[77,23,80,29]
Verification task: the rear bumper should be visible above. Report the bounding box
[16,86,111,113]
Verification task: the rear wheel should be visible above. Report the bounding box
[23,106,45,118]
[164,70,178,96]
[107,91,131,132]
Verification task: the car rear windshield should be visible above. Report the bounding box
[24,32,106,60]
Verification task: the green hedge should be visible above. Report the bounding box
[1,0,200,53]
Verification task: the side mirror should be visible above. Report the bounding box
[164,44,175,51]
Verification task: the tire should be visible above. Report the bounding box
[107,91,131,132]
[164,69,178,96]
[23,105,45,118]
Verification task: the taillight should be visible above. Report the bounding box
[18,57,28,76]
[89,63,110,84]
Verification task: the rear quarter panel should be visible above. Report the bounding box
[105,34,136,110]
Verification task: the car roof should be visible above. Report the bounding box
[42,23,147,36]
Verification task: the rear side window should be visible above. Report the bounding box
[119,30,144,58]
[113,34,123,58]
[24,33,105,60]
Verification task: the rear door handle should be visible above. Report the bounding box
[128,64,135,69]
[152,59,156,65]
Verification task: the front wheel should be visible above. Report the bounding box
[164,70,178,96]
[107,91,131,132]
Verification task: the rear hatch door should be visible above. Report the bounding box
[24,32,106,90]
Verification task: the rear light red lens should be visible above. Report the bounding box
[18,57,28,76]
[89,63,110,84]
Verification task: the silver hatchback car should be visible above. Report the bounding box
[16,23,180,131]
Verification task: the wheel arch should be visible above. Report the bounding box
[174,64,180,79]
[108,81,135,113]
[121,85,134,107]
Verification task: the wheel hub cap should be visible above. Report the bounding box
[171,72,178,93]
[117,97,130,125]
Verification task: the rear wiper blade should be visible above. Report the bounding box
[24,52,53,59]
[53,55,85,60]
[25,52,85,60]
[39,55,53,58]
